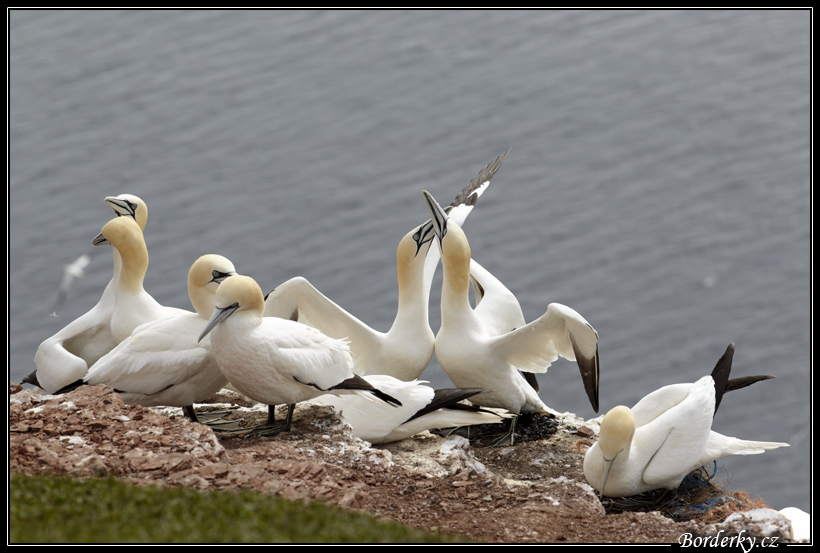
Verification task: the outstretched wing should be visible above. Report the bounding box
[263,276,382,372]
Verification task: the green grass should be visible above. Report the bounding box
[9,473,466,543]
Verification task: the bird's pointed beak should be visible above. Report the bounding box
[599,454,617,499]
[105,196,137,220]
[422,190,448,246]
[92,232,109,246]
[198,302,239,342]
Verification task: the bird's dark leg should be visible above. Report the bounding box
[216,404,295,438]
[182,404,242,430]
[183,404,199,422]
[266,404,278,425]
[246,404,294,437]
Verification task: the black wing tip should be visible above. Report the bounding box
[54,378,85,395]
[21,370,40,388]
[725,374,776,392]
[405,387,490,423]
[710,342,735,389]
[429,387,486,408]
[573,342,600,413]
[333,374,403,407]
[711,343,776,415]
[371,389,403,408]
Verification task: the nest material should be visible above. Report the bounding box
[431,411,561,447]
[602,462,771,523]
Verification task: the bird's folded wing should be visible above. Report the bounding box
[85,315,211,394]
[640,379,716,486]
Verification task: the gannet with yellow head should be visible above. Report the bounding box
[263,151,510,381]
[423,189,600,444]
[62,254,237,425]
[199,274,401,437]
[583,343,789,498]
[92,214,188,343]
[27,194,148,393]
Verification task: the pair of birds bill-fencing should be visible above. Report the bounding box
[27,152,788,496]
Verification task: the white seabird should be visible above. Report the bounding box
[263,151,510,381]
[50,252,92,315]
[26,194,148,393]
[583,343,789,498]
[57,254,237,425]
[198,274,402,437]
[422,189,600,444]
[91,214,188,343]
[312,375,506,444]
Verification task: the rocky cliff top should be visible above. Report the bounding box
[9,382,800,543]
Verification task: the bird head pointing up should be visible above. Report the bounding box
[422,190,471,263]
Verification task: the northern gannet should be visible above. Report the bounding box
[57,255,237,425]
[26,194,148,393]
[198,274,401,437]
[312,375,506,444]
[263,151,510,381]
[583,343,789,498]
[91,215,188,343]
[423,189,600,444]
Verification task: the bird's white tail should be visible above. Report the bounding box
[701,431,789,465]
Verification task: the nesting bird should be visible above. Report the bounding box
[312,375,506,444]
[583,343,789,498]
[26,194,149,393]
[198,274,402,437]
[422,189,600,444]
[58,255,237,425]
[263,151,509,381]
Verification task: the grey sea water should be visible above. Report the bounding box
[9,9,811,516]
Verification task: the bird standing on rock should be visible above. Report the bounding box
[199,274,402,437]
[58,254,238,427]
